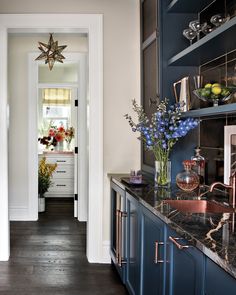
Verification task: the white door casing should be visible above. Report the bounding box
[0,14,103,263]
[0,26,9,261]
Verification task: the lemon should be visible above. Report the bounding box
[212,83,221,88]
[204,83,212,88]
[212,86,222,95]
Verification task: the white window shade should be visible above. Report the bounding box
[43,88,71,105]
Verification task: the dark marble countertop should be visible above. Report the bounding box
[109,174,236,280]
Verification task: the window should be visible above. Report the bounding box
[39,88,72,129]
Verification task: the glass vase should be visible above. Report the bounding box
[155,160,171,187]
[66,141,71,151]
[55,141,64,151]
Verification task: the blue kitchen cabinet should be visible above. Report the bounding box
[166,228,205,295]
[126,192,141,295]
[205,258,236,295]
[110,181,127,283]
[140,205,166,295]
[110,179,236,295]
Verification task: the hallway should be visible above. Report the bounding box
[0,198,127,295]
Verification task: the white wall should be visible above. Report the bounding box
[8,34,88,219]
[3,0,140,256]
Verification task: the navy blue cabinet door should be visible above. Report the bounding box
[140,206,165,295]
[126,192,141,295]
[205,258,236,295]
[110,181,126,283]
[166,228,205,295]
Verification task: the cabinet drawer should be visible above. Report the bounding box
[39,155,74,165]
[48,179,74,193]
[52,165,74,179]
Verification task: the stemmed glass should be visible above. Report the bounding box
[210,14,230,27]
[183,28,197,45]
[189,20,208,41]
[202,24,215,35]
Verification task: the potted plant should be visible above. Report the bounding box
[38,157,57,212]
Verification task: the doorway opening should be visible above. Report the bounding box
[0,14,104,263]
[9,32,88,221]
[35,50,88,219]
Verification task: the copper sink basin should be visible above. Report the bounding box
[163,200,234,213]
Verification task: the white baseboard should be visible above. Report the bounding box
[0,253,9,261]
[9,206,30,221]
[102,240,111,264]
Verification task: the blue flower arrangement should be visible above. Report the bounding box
[125,99,199,186]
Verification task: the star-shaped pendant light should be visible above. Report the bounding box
[35,33,67,70]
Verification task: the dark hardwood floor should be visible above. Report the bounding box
[0,198,128,295]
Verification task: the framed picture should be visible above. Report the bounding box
[224,125,236,184]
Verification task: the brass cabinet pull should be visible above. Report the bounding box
[154,241,164,263]
[115,209,120,263]
[169,236,191,250]
[118,211,127,267]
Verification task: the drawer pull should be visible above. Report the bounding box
[56,160,66,163]
[169,236,191,250]
[154,241,164,264]
[118,210,127,266]
[56,171,66,173]
[56,184,67,187]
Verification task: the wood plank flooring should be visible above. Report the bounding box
[0,198,128,295]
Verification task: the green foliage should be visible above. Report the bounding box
[38,174,52,197]
[38,157,57,198]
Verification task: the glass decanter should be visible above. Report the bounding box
[176,160,199,192]
[191,147,205,186]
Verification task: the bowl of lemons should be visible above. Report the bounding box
[193,83,236,106]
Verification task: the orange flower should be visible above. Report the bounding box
[58,126,65,132]
[55,133,64,142]
[48,128,55,137]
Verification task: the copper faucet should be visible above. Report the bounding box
[209,172,236,208]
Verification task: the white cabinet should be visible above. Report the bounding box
[39,152,74,197]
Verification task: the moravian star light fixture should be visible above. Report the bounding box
[35,33,67,70]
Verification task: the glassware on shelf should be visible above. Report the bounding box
[193,75,203,90]
[189,20,207,41]
[202,24,215,35]
[183,28,197,45]
[210,14,230,27]
[176,160,199,192]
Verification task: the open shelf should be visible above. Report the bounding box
[167,0,213,13]
[181,103,236,118]
[168,16,236,66]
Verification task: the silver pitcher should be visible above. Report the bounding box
[173,76,190,112]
